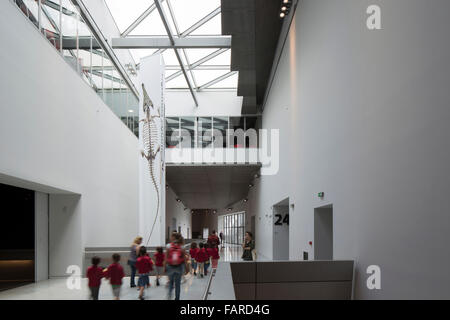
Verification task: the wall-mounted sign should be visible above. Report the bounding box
[274,213,289,226]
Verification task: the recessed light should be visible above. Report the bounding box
[128,109,134,113]
[280,12,285,18]
[281,6,287,11]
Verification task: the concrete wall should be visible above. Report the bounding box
[249,0,450,299]
[0,1,139,277]
[165,186,192,240]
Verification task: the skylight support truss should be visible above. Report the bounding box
[198,71,237,90]
[121,1,163,37]
[165,48,228,82]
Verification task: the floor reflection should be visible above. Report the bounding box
[220,244,243,262]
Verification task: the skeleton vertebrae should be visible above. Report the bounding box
[140,84,161,246]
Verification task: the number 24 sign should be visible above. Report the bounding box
[274,214,289,226]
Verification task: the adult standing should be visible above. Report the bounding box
[241,231,255,261]
[128,236,142,288]
[219,231,224,247]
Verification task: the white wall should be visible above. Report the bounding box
[249,0,450,299]
[165,186,192,240]
[0,1,139,276]
[35,192,49,281]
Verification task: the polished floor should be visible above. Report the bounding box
[0,273,209,300]
[0,244,249,300]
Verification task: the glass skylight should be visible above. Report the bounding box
[104,0,237,91]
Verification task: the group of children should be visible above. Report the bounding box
[188,242,220,278]
[85,240,220,300]
[86,246,166,300]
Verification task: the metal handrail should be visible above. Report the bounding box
[202,268,216,300]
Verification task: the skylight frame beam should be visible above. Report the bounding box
[154,0,198,106]
[120,1,166,37]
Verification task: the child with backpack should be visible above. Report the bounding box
[189,242,199,276]
[136,246,154,300]
[86,256,104,300]
[165,232,186,300]
[154,246,165,286]
[104,253,125,300]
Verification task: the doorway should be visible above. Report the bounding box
[202,228,209,239]
[314,204,333,260]
[272,198,289,260]
[0,183,35,291]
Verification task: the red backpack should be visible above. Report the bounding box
[167,243,184,266]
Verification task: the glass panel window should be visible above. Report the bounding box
[229,117,245,148]
[213,117,228,148]
[223,212,245,245]
[197,117,212,148]
[166,117,180,148]
[180,117,195,148]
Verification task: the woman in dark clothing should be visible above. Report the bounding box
[128,236,142,287]
[241,231,255,261]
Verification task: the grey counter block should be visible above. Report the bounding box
[256,281,352,300]
[233,283,256,300]
[256,260,354,283]
[230,262,256,283]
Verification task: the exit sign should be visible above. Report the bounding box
[318,192,324,198]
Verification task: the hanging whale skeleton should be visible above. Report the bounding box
[140,83,162,246]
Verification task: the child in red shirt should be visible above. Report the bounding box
[204,243,212,275]
[189,242,199,276]
[104,253,125,300]
[86,256,104,300]
[154,247,165,286]
[208,245,220,269]
[196,242,209,278]
[136,246,154,300]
